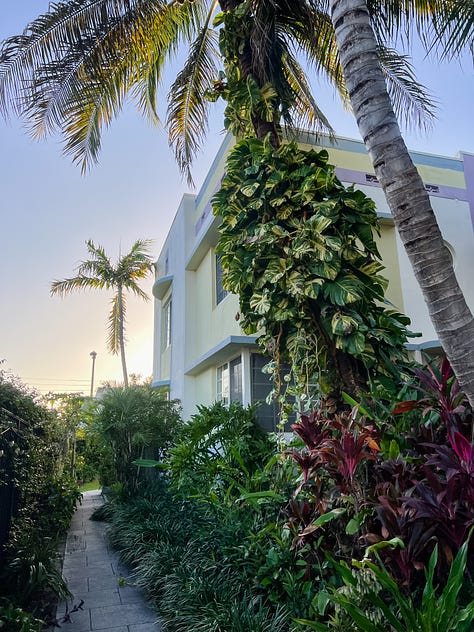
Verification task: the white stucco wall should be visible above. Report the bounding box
[395,197,474,343]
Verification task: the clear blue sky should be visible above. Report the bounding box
[1,2,473,395]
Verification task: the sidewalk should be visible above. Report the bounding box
[54,489,161,632]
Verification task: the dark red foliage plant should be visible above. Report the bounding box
[370,358,474,587]
[284,358,474,596]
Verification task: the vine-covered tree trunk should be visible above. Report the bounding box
[330,0,474,406]
[218,0,281,146]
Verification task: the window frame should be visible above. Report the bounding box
[215,252,229,306]
[162,297,172,349]
[216,355,242,405]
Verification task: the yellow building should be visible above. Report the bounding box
[152,132,474,426]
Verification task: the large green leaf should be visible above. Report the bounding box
[341,332,366,355]
[240,180,260,197]
[304,278,324,299]
[324,277,363,305]
[250,290,271,314]
[331,312,359,336]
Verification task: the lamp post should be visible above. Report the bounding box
[90,351,97,398]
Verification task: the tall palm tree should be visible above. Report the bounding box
[51,239,154,387]
[1,1,473,401]
[327,0,474,403]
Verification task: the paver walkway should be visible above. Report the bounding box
[54,489,161,632]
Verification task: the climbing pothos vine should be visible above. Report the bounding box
[212,138,416,407]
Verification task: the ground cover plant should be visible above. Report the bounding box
[96,361,474,631]
[95,403,294,631]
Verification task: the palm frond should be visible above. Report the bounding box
[251,2,347,126]
[0,0,138,117]
[85,239,112,262]
[124,281,151,301]
[133,0,213,123]
[366,0,439,48]
[281,52,334,135]
[56,1,200,171]
[75,241,115,284]
[50,275,106,296]
[116,239,154,297]
[378,45,437,130]
[107,292,126,355]
[367,0,473,61]
[0,0,207,170]
[429,0,474,59]
[288,9,349,109]
[166,1,220,185]
[119,238,154,263]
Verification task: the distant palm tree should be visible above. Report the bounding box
[51,239,154,387]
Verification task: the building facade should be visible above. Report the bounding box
[152,132,474,426]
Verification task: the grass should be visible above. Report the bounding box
[79,479,101,492]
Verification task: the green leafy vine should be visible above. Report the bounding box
[213,137,415,406]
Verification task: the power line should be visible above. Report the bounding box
[23,377,90,383]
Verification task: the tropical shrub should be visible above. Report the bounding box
[300,538,474,631]
[285,359,474,628]
[167,401,274,501]
[97,477,292,632]
[96,360,474,631]
[0,599,43,632]
[90,384,182,489]
[91,403,298,630]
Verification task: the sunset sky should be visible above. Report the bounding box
[1,1,473,396]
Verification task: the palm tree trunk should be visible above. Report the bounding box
[117,286,129,387]
[329,0,474,406]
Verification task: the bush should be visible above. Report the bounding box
[0,372,79,624]
[168,401,274,500]
[89,385,182,489]
[98,480,292,632]
[0,599,43,632]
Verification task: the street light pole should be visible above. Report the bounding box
[90,351,97,398]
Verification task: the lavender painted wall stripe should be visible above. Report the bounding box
[335,167,468,203]
[460,153,474,231]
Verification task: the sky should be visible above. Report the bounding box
[0,2,473,396]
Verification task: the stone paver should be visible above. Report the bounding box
[53,489,161,632]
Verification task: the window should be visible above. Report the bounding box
[251,353,294,432]
[217,356,242,404]
[162,298,172,349]
[215,253,229,305]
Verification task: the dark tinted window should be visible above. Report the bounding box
[251,353,295,432]
[216,254,229,305]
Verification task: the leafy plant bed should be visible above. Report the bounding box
[95,377,474,630]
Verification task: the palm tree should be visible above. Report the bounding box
[0,1,428,179]
[1,1,473,401]
[327,0,474,403]
[51,239,154,387]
